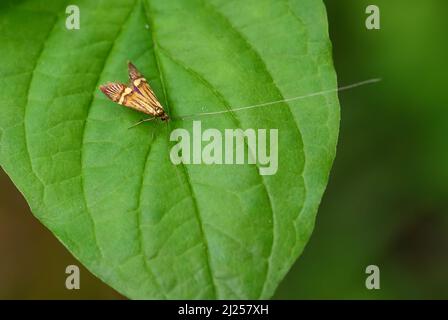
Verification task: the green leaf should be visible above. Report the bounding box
[0,0,339,299]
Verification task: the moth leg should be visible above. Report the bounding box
[128,117,156,129]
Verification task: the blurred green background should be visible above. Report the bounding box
[1,0,447,299]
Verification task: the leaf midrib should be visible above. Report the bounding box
[145,0,219,299]
[79,0,139,261]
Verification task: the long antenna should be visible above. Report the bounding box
[176,78,381,120]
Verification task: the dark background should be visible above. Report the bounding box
[1,0,447,299]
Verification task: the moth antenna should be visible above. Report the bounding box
[177,78,382,120]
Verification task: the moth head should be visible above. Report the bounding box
[160,113,170,121]
[99,83,127,103]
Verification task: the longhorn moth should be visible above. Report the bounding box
[100,62,169,126]
[100,62,381,125]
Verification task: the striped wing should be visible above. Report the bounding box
[128,62,165,111]
[100,82,157,116]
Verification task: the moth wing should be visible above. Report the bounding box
[99,82,127,103]
[100,82,154,115]
[128,61,165,111]
[128,61,143,82]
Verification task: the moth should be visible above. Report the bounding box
[100,62,169,124]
